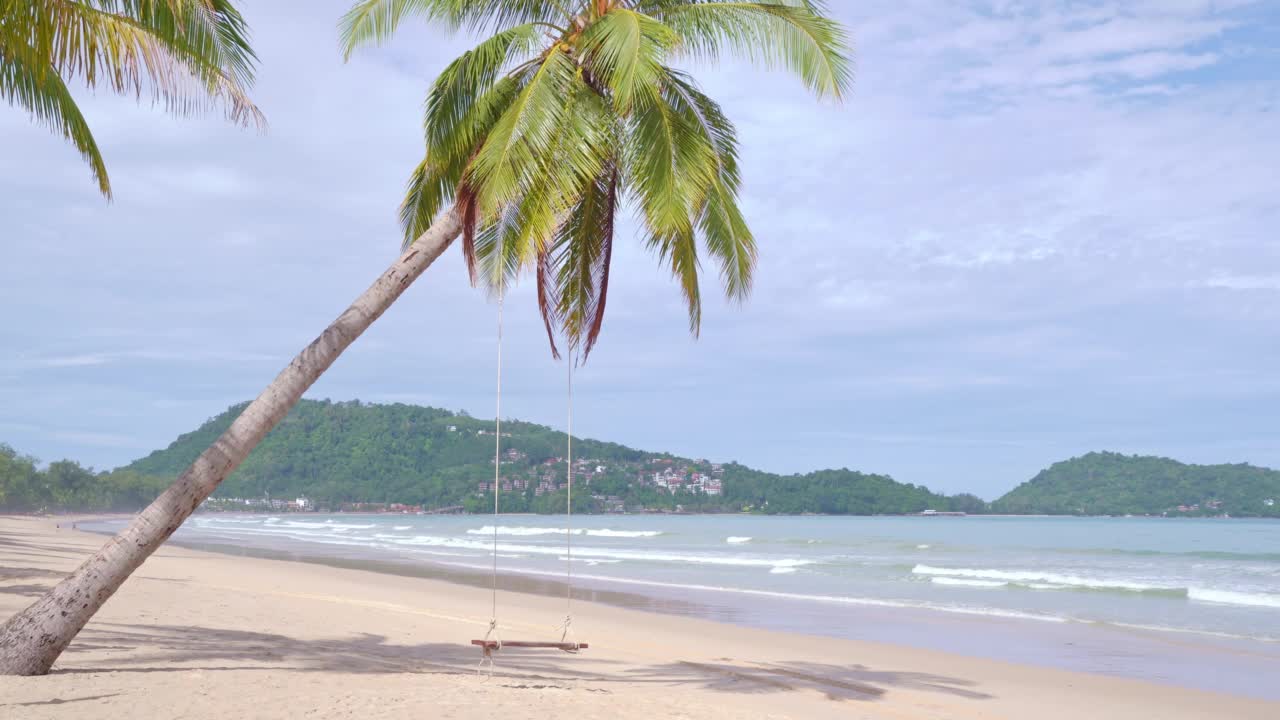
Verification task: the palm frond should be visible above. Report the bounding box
[340,0,569,58]
[646,1,853,100]
[398,75,527,245]
[0,45,111,197]
[351,0,853,361]
[625,84,717,238]
[2,0,263,197]
[577,7,676,113]
[646,225,703,336]
[660,67,755,299]
[551,165,618,359]
[536,245,562,359]
[8,0,263,126]
[465,46,578,216]
[698,175,756,301]
[424,22,543,155]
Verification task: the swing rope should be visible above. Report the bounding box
[559,352,578,650]
[477,288,584,675]
[481,290,504,668]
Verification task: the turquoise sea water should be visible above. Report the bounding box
[88,514,1280,697]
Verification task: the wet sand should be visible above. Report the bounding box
[1,515,1276,719]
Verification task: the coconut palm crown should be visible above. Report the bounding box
[341,0,851,359]
[0,0,263,199]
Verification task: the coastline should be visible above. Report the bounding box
[2,515,1276,719]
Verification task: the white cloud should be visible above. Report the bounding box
[1,0,1277,495]
[41,354,114,368]
[1201,274,1280,290]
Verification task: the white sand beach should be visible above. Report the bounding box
[1,516,1275,719]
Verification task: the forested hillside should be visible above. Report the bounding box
[120,399,965,514]
[11,401,1276,517]
[992,452,1280,517]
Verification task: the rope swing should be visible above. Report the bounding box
[474,289,587,674]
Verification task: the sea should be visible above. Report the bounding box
[83,513,1280,699]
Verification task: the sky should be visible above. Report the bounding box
[2,1,1278,499]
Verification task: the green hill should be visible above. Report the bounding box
[118,398,961,515]
[16,401,1277,517]
[992,451,1280,517]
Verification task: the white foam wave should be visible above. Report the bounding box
[466,526,662,538]
[1188,588,1280,609]
[770,567,797,575]
[931,577,1007,588]
[279,520,375,530]
[389,533,808,570]
[435,561,1067,624]
[393,525,411,531]
[916,544,931,550]
[913,565,1169,593]
[727,536,752,544]
[1102,620,1280,644]
[589,529,663,538]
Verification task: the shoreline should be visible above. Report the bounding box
[71,512,1280,700]
[39,509,1278,519]
[2,515,1278,719]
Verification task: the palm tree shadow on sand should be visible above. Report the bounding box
[51,623,993,703]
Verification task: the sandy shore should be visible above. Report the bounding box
[1,516,1274,719]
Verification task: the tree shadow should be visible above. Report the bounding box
[53,622,992,703]
[0,566,61,582]
[0,533,95,556]
[8,693,124,707]
[0,583,53,597]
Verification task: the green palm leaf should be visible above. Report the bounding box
[0,43,111,196]
[645,1,852,100]
[345,0,852,360]
[1,0,264,198]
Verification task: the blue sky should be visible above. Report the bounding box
[2,0,1277,498]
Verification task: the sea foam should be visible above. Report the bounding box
[931,577,1008,588]
[465,526,662,538]
[1188,588,1280,609]
[913,564,1170,593]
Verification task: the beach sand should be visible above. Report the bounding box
[0,515,1274,719]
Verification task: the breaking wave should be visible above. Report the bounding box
[465,526,663,538]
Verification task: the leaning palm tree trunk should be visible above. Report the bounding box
[0,210,462,676]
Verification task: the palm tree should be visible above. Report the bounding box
[0,0,264,199]
[0,0,850,675]
[379,0,850,355]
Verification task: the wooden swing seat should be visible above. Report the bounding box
[471,640,588,651]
